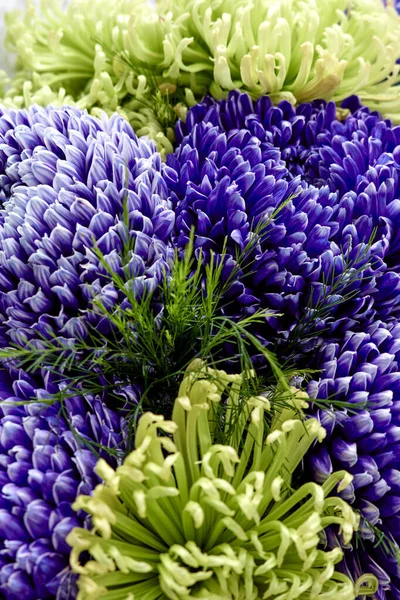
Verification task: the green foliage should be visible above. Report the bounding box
[285,228,378,361]
[354,515,400,565]
[0,226,302,458]
[0,197,377,452]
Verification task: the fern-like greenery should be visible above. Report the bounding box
[0,229,304,457]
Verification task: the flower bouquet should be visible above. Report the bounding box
[0,0,399,598]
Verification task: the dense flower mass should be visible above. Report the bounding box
[0,0,399,598]
[0,366,129,600]
[170,0,400,119]
[0,105,175,347]
[0,90,399,599]
[4,0,400,124]
[167,92,400,353]
[67,363,369,600]
[0,104,167,599]
[307,321,400,598]
[168,91,400,597]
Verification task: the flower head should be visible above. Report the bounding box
[165,0,400,120]
[169,90,400,598]
[67,363,372,600]
[0,104,174,347]
[5,0,140,109]
[307,320,400,598]
[4,0,400,134]
[2,0,191,152]
[0,365,130,600]
[167,92,400,352]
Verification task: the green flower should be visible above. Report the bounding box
[4,0,400,132]
[3,0,181,154]
[164,0,400,121]
[67,362,376,600]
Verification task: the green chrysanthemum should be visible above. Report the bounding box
[3,0,400,135]
[67,363,376,600]
[167,0,400,119]
[3,0,183,154]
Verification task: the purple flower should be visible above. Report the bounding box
[0,105,175,346]
[169,91,400,597]
[0,104,176,598]
[0,366,130,600]
[168,92,400,350]
[2,93,400,600]
[307,321,400,598]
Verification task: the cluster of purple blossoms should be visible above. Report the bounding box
[167,93,400,353]
[307,321,400,598]
[0,365,130,599]
[0,105,175,347]
[166,91,400,599]
[0,105,171,598]
[1,91,400,598]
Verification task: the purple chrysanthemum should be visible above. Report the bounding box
[0,105,171,598]
[0,365,132,600]
[167,92,400,353]
[307,321,400,599]
[0,105,175,347]
[168,91,400,597]
[176,93,400,198]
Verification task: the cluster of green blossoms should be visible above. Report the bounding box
[166,0,400,118]
[2,0,400,154]
[67,363,377,600]
[3,0,191,155]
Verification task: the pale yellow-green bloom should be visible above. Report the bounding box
[67,362,377,599]
[2,0,400,137]
[167,0,400,120]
